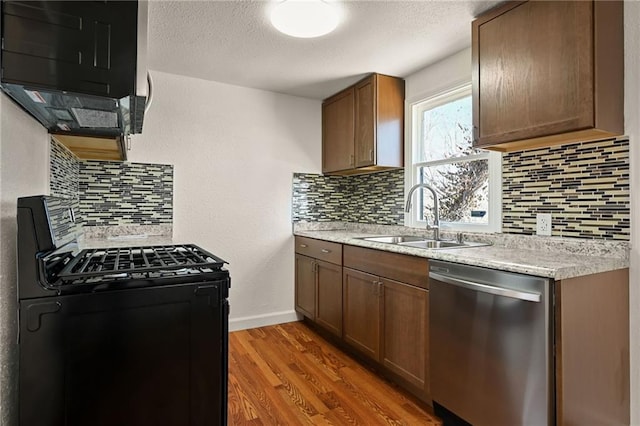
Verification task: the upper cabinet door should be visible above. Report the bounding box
[2,1,138,98]
[354,76,376,168]
[322,88,355,173]
[322,73,404,175]
[472,0,623,152]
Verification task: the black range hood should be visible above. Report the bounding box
[0,1,148,149]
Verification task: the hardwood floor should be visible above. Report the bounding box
[228,321,442,425]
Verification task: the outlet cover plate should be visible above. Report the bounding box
[536,213,552,236]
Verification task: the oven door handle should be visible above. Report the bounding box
[429,272,541,302]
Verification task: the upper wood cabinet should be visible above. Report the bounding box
[472,0,623,152]
[322,73,405,175]
[52,135,127,161]
[323,89,355,173]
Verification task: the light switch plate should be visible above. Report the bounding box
[536,213,552,236]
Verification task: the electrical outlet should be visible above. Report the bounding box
[536,213,552,236]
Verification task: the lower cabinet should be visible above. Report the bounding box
[315,260,342,336]
[294,237,343,337]
[294,237,630,419]
[382,278,429,398]
[294,238,431,403]
[343,245,430,402]
[294,254,316,319]
[343,268,383,360]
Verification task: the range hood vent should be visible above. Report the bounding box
[0,1,149,152]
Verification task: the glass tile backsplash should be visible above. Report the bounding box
[50,138,173,227]
[293,138,629,240]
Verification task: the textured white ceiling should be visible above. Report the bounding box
[148,0,501,99]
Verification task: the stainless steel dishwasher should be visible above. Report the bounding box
[429,260,554,426]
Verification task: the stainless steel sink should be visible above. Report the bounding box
[359,235,427,244]
[398,240,463,249]
[398,240,489,249]
[358,235,490,249]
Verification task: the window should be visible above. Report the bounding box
[406,84,501,233]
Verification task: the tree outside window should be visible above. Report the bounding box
[408,85,501,232]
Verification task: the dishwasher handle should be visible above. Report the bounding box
[429,271,541,302]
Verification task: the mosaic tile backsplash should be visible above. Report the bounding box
[78,161,173,226]
[50,138,79,206]
[293,139,630,240]
[50,138,173,227]
[292,169,405,225]
[502,139,629,240]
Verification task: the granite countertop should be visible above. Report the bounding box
[80,235,176,249]
[293,224,629,280]
[77,224,175,249]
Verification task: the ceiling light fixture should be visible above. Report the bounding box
[270,0,341,38]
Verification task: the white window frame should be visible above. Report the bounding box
[404,83,502,233]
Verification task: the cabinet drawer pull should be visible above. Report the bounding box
[321,249,331,253]
[299,244,308,248]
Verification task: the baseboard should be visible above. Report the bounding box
[229,310,301,332]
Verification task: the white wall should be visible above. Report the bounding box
[624,1,639,423]
[128,71,321,331]
[405,47,471,102]
[0,94,49,426]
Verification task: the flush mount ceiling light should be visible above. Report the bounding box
[270,0,341,38]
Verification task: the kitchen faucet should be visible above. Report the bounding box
[405,183,440,241]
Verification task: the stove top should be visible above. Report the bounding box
[19,195,230,298]
[55,244,227,285]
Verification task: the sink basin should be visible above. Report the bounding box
[359,235,427,244]
[357,235,490,249]
[398,240,490,249]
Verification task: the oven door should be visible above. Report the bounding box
[19,281,228,426]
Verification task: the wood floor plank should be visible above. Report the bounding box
[231,351,300,424]
[228,321,441,425]
[251,333,330,416]
[234,329,283,387]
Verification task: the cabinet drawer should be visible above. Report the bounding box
[344,245,428,289]
[294,236,342,265]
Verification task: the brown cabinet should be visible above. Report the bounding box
[382,278,429,401]
[294,237,343,336]
[472,0,623,152]
[322,89,354,173]
[322,73,405,175]
[315,260,342,336]
[294,254,316,319]
[343,245,430,402]
[52,135,127,161]
[342,267,382,361]
[555,269,630,425]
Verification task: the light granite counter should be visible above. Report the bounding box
[293,222,629,280]
[78,224,175,249]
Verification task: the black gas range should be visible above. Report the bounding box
[17,195,230,426]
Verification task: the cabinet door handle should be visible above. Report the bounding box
[299,244,308,248]
[321,249,331,253]
[349,154,355,166]
[375,281,383,297]
[371,281,383,296]
[369,149,373,161]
